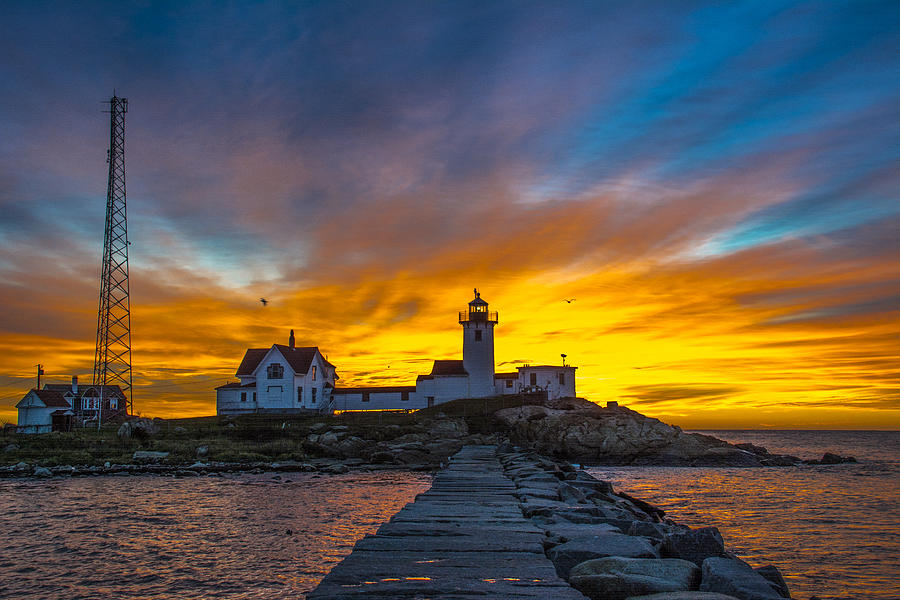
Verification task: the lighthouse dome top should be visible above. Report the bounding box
[460,289,498,324]
[468,289,489,307]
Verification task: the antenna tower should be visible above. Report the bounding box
[93,94,132,422]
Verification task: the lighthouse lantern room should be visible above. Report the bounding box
[459,289,498,398]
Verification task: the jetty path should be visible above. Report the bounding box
[307,444,585,599]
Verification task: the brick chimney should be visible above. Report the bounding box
[72,375,78,395]
[289,329,295,349]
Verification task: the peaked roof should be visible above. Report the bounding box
[16,389,70,408]
[236,345,331,377]
[43,383,124,398]
[430,360,468,376]
[43,384,76,395]
[80,385,126,398]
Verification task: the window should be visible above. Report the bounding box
[474,330,482,341]
[110,399,118,410]
[252,392,257,402]
[240,392,247,402]
[558,372,566,385]
[297,387,303,404]
[427,396,435,408]
[401,391,409,401]
[362,392,370,403]
[311,365,317,381]
[530,372,537,386]
[505,379,513,389]
[311,388,317,404]
[267,363,284,379]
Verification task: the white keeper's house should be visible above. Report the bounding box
[216,290,576,415]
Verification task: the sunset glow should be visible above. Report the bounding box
[1,1,897,428]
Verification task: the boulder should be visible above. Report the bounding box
[754,566,790,598]
[3,443,20,452]
[33,466,53,478]
[548,533,659,578]
[334,435,368,457]
[734,443,768,455]
[131,450,170,464]
[117,418,160,440]
[626,593,740,600]
[427,418,468,438]
[569,557,699,600]
[663,527,726,565]
[628,521,674,540]
[320,463,349,474]
[814,452,856,464]
[700,557,785,600]
[173,426,187,434]
[196,445,209,458]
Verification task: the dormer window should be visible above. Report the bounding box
[311,365,317,381]
[267,363,284,379]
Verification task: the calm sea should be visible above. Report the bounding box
[589,430,900,600]
[0,431,896,600]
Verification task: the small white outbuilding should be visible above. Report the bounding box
[15,389,73,434]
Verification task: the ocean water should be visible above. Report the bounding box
[0,431,896,599]
[589,430,900,600]
[0,471,431,599]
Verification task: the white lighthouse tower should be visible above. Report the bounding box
[460,289,498,397]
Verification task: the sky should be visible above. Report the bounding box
[0,1,898,429]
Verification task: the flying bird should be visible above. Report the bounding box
[259,298,268,306]
[564,298,576,303]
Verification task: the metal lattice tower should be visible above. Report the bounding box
[93,94,132,420]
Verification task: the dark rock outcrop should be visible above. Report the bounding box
[495,402,802,467]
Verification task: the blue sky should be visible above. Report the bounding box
[0,1,898,425]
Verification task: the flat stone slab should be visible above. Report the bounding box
[307,445,586,599]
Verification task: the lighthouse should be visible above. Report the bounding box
[459,289,498,397]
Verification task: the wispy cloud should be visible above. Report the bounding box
[0,1,898,427]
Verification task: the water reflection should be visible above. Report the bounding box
[588,463,899,600]
[0,471,431,599]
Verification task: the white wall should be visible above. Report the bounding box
[332,389,422,411]
[494,378,519,395]
[216,387,257,415]
[256,347,292,409]
[462,322,496,397]
[518,366,577,400]
[433,375,470,405]
[16,392,54,434]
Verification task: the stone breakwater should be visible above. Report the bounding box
[499,445,793,600]
[308,444,794,600]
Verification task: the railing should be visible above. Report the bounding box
[458,310,499,324]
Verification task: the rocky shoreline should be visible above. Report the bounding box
[497,445,793,599]
[1,398,857,478]
[495,398,857,467]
